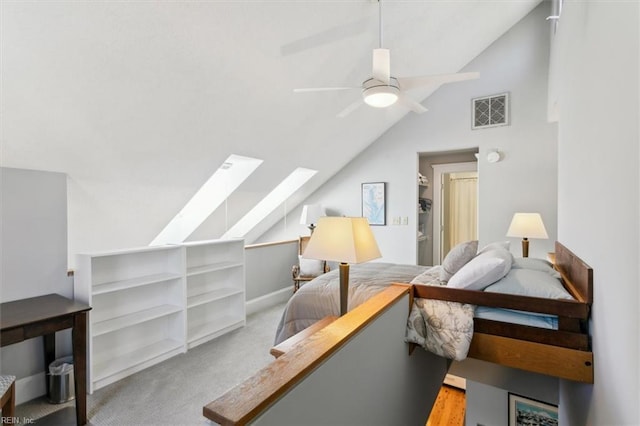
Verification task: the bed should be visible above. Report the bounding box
[274,241,593,383]
[274,261,428,345]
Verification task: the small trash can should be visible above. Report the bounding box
[48,356,75,404]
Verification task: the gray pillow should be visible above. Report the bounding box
[511,257,559,277]
[484,268,573,300]
[439,240,478,281]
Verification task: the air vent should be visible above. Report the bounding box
[472,93,509,129]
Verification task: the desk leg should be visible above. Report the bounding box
[43,333,55,399]
[72,312,88,425]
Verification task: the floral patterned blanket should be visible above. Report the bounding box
[405,266,475,361]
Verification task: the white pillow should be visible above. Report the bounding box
[478,241,510,254]
[298,255,324,277]
[439,240,478,281]
[447,248,513,290]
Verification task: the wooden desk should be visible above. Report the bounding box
[0,294,91,425]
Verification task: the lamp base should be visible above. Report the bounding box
[521,238,529,258]
[339,263,349,316]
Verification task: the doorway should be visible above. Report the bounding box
[432,163,478,264]
[417,150,478,266]
[441,171,478,260]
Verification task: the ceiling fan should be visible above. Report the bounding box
[293,0,480,118]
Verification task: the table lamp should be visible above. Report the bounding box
[300,204,326,234]
[506,212,549,257]
[302,217,381,315]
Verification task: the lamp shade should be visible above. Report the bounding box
[300,204,325,225]
[506,213,549,239]
[303,217,382,264]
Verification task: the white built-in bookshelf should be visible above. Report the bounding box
[75,239,245,393]
[183,239,245,349]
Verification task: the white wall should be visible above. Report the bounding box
[261,3,558,263]
[550,1,640,424]
[0,167,72,401]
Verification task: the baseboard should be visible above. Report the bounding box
[246,287,291,315]
[15,372,47,404]
[443,373,467,390]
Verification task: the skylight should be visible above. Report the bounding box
[150,154,263,245]
[221,167,318,239]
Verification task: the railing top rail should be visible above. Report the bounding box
[202,283,411,425]
[244,239,298,250]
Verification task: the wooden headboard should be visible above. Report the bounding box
[555,241,593,305]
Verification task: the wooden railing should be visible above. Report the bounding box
[203,284,449,425]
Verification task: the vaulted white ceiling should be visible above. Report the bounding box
[1,0,541,250]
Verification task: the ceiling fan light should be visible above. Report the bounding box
[363,85,399,108]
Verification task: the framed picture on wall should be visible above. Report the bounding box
[508,393,558,426]
[361,182,386,226]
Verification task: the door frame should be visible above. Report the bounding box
[432,161,478,265]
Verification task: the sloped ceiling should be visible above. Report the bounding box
[0,0,540,250]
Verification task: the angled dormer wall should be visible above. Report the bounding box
[260,2,558,264]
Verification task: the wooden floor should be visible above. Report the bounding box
[426,385,466,426]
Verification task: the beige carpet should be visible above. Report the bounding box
[16,302,287,425]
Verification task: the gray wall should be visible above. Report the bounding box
[261,3,558,263]
[245,241,297,300]
[466,381,507,426]
[465,380,557,426]
[0,168,71,389]
[252,293,449,425]
[450,358,558,426]
[549,1,640,424]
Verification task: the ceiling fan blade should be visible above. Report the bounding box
[397,93,428,114]
[372,48,391,84]
[294,87,359,93]
[398,71,480,91]
[337,99,364,118]
[281,18,369,56]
